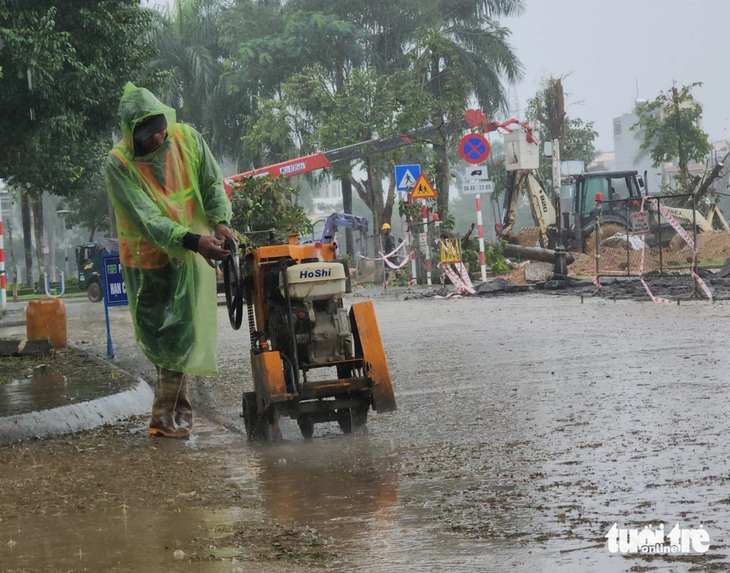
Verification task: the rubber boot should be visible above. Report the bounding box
[173,375,194,430]
[149,368,191,439]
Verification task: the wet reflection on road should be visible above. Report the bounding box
[0,506,243,573]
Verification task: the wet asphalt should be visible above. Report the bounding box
[1,288,729,572]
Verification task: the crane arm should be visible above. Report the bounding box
[223,113,483,195]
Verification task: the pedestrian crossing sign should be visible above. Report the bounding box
[409,174,437,199]
[395,164,421,192]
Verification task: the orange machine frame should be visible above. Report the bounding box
[245,234,338,342]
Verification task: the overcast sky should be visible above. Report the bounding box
[143,0,729,153]
[502,0,730,152]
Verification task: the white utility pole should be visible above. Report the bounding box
[0,198,6,317]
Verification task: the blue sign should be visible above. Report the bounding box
[101,253,128,307]
[101,253,128,358]
[394,164,421,192]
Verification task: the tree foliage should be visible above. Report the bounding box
[632,82,711,191]
[0,0,155,192]
[152,1,220,116]
[526,76,597,182]
[229,176,312,248]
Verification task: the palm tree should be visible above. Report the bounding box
[151,0,222,139]
[409,0,524,215]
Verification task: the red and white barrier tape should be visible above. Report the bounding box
[357,240,408,262]
[592,198,713,303]
[455,262,475,290]
[382,254,412,270]
[440,262,476,295]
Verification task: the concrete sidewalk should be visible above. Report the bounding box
[0,297,153,445]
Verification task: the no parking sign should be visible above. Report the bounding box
[459,133,490,164]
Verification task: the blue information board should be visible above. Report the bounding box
[101,254,128,307]
[100,253,128,357]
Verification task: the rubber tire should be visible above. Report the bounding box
[87,281,102,303]
[298,417,314,440]
[337,405,369,435]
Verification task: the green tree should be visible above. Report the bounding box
[151,0,233,155]
[228,176,311,248]
[526,77,598,183]
[218,0,315,169]
[0,1,155,191]
[58,144,111,241]
[632,82,711,192]
[242,65,430,231]
[408,0,524,217]
[0,0,155,281]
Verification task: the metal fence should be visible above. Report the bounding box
[584,193,730,279]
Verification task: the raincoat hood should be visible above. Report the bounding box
[117,82,177,153]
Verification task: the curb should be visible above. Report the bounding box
[0,378,154,446]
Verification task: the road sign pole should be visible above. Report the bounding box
[409,230,417,287]
[100,253,129,358]
[422,201,432,286]
[0,198,6,317]
[475,194,487,282]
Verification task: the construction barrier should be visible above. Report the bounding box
[589,193,719,303]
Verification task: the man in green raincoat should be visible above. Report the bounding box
[105,82,235,439]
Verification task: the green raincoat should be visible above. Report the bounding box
[105,82,232,375]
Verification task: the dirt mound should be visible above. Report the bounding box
[695,230,730,262]
[509,228,540,247]
[499,227,730,280]
[568,230,730,277]
[502,265,527,284]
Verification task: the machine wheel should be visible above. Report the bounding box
[222,238,243,330]
[337,404,369,435]
[242,392,267,442]
[87,281,102,303]
[297,417,314,440]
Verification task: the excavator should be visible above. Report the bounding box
[306,212,369,254]
[498,131,730,253]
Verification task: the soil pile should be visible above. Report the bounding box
[569,230,730,277]
[507,227,730,278]
[502,265,528,284]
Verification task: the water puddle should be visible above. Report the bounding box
[0,507,242,573]
[226,432,557,572]
[0,360,135,417]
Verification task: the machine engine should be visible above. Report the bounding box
[264,261,353,367]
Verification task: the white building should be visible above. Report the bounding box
[612,101,663,194]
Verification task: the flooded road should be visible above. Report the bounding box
[2,291,729,572]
